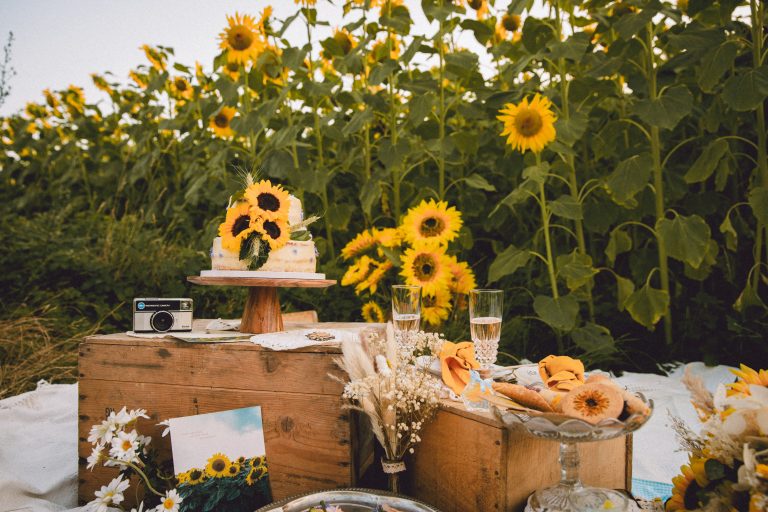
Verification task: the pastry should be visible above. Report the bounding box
[560,382,624,424]
[493,383,553,412]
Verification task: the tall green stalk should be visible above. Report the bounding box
[437,2,446,199]
[537,153,559,300]
[646,24,673,345]
[385,1,401,219]
[554,0,594,320]
[751,0,767,289]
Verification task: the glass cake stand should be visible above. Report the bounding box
[495,393,653,512]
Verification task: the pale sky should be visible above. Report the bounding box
[0,0,527,116]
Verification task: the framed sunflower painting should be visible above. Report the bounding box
[169,406,272,511]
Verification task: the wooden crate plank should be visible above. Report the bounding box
[78,379,354,503]
[79,340,344,395]
[407,408,507,512]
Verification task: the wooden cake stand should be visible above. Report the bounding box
[187,275,336,334]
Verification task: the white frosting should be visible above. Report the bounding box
[288,195,303,226]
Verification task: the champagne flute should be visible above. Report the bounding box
[469,289,503,379]
[391,285,421,333]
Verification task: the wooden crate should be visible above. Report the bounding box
[77,323,374,505]
[405,400,632,512]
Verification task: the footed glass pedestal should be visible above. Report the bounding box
[495,393,653,512]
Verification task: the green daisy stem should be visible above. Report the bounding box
[104,457,164,497]
[537,152,559,300]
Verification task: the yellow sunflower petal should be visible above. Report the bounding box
[498,93,557,154]
[219,12,264,64]
[361,301,386,323]
[210,106,236,138]
[219,201,256,251]
[400,243,452,296]
[244,180,291,222]
[401,199,463,246]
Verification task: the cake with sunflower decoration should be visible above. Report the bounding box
[210,176,319,274]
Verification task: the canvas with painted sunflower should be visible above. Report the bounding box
[341,199,476,330]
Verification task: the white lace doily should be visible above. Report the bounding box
[250,329,355,351]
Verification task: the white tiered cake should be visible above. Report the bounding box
[208,195,319,276]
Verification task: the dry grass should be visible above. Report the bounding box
[0,310,98,399]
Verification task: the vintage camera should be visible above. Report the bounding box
[132,298,193,333]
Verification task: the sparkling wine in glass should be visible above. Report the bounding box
[391,285,421,333]
[469,289,503,379]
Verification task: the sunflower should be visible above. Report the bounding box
[375,227,402,249]
[294,0,317,5]
[369,37,400,64]
[246,465,268,486]
[169,76,193,100]
[727,364,768,397]
[205,453,232,478]
[400,243,452,296]
[91,74,113,95]
[63,86,85,114]
[257,6,273,34]
[221,59,241,81]
[141,44,167,72]
[176,470,190,484]
[361,301,385,323]
[498,93,557,154]
[342,229,378,260]
[342,255,375,286]
[42,89,60,109]
[468,0,489,19]
[502,14,521,32]
[666,458,708,511]
[255,217,290,251]
[129,70,148,89]
[219,201,256,251]
[250,455,266,468]
[187,468,205,485]
[355,260,394,295]
[219,13,262,65]
[402,199,463,246]
[245,180,290,221]
[422,288,453,327]
[446,255,477,295]
[225,462,241,477]
[210,106,236,138]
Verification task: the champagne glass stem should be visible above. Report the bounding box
[559,441,582,490]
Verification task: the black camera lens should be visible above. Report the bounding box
[150,310,174,332]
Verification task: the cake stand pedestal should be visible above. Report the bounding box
[187,276,336,334]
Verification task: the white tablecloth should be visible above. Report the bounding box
[0,363,735,511]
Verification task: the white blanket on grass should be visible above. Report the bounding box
[0,364,737,512]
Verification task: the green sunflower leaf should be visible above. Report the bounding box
[533,295,580,332]
[656,213,712,269]
[488,244,531,284]
[605,153,652,208]
[625,282,669,329]
[684,139,729,184]
[632,85,693,131]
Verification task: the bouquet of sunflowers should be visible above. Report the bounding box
[341,199,476,328]
[217,174,316,270]
[667,365,768,511]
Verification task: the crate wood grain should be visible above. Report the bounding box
[405,400,632,512]
[78,327,373,505]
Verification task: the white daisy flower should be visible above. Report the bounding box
[87,418,117,445]
[155,489,183,512]
[109,429,140,463]
[86,444,105,470]
[128,408,149,423]
[157,419,171,437]
[86,475,130,512]
[110,406,132,427]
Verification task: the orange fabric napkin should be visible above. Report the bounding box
[440,341,480,395]
[538,355,585,391]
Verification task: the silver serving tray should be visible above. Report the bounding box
[256,488,441,512]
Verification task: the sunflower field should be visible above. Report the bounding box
[1,0,768,394]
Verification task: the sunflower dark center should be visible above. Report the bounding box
[231,215,251,236]
[468,0,483,9]
[229,28,254,51]
[214,113,230,128]
[423,295,436,307]
[515,107,543,137]
[414,254,437,280]
[419,216,445,237]
[262,220,281,239]
[226,61,239,72]
[683,480,702,509]
[190,470,202,480]
[502,14,520,32]
[175,79,187,91]
[228,465,238,474]
[257,192,280,212]
[212,459,226,472]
